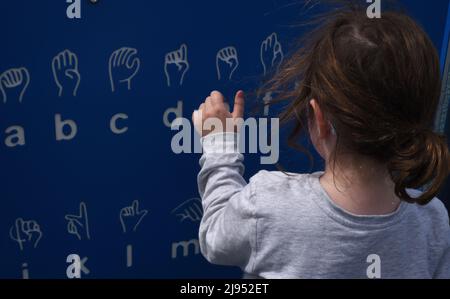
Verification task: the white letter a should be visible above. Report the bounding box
[366,0,381,19]
[366,254,381,279]
[66,0,81,19]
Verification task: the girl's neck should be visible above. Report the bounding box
[319,158,402,216]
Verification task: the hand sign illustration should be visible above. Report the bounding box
[261,32,284,75]
[65,202,90,241]
[109,47,141,92]
[216,46,239,81]
[171,198,203,223]
[164,44,189,87]
[52,49,81,97]
[119,200,148,233]
[0,67,30,103]
[9,218,42,251]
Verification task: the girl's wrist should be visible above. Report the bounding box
[201,132,239,154]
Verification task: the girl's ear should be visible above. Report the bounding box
[309,99,329,138]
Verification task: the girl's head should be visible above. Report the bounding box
[268,6,450,204]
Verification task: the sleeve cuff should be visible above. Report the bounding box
[201,132,239,154]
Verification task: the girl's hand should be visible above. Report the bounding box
[192,90,245,137]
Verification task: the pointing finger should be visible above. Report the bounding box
[232,90,245,118]
[79,202,87,218]
[180,44,187,61]
[131,200,139,212]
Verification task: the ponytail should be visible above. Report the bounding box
[387,130,450,205]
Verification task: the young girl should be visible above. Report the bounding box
[192,7,450,278]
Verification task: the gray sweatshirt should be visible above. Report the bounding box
[197,133,450,279]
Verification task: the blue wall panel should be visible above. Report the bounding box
[0,0,448,278]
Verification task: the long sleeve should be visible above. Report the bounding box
[433,220,450,279]
[197,132,257,273]
[434,245,450,279]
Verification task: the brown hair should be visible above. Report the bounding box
[264,4,450,205]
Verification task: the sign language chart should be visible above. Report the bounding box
[260,32,284,76]
[1,0,443,279]
[9,218,43,251]
[216,46,239,81]
[9,218,43,279]
[0,35,284,105]
[0,0,327,278]
[108,47,141,92]
[0,67,30,103]
[120,200,148,269]
[164,44,190,87]
[171,198,203,223]
[119,200,148,234]
[65,202,91,241]
[52,49,81,97]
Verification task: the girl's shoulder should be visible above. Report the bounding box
[405,189,449,230]
[249,170,316,185]
[248,170,320,198]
